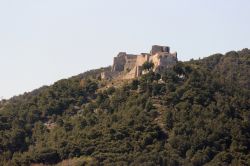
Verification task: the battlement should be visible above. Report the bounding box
[102,45,177,80]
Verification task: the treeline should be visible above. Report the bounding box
[0,49,249,165]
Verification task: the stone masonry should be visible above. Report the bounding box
[101,45,177,79]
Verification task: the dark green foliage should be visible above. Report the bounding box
[0,49,249,165]
[142,61,154,71]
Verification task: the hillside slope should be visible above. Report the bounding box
[0,49,249,166]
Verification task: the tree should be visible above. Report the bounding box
[130,79,139,90]
[165,111,173,129]
[142,61,154,71]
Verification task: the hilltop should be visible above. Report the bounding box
[0,48,249,166]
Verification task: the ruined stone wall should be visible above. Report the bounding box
[158,53,177,71]
[150,45,170,55]
[123,66,138,79]
[112,52,127,72]
[162,46,170,53]
[124,55,137,72]
[151,45,162,55]
[149,52,178,71]
[106,45,178,80]
[123,54,150,78]
[136,54,150,66]
[159,53,177,67]
[149,54,161,70]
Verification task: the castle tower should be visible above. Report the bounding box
[150,45,170,55]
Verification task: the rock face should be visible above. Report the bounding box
[101,45,177,79]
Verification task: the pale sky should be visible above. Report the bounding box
[0,0,249,99]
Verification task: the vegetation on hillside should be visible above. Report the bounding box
[0,49,249,165]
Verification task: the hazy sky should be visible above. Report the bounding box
[0,0,249,99]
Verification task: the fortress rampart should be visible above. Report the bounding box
[102,45,177,79]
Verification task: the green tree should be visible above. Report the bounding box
[142,61,154,71]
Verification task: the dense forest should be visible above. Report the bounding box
[0,49,249,165]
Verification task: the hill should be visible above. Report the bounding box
[0,49,249,166]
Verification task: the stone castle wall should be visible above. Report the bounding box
[124,55,137,72]
[102,45,178,80]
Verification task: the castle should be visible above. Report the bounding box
[101,45,178,79]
